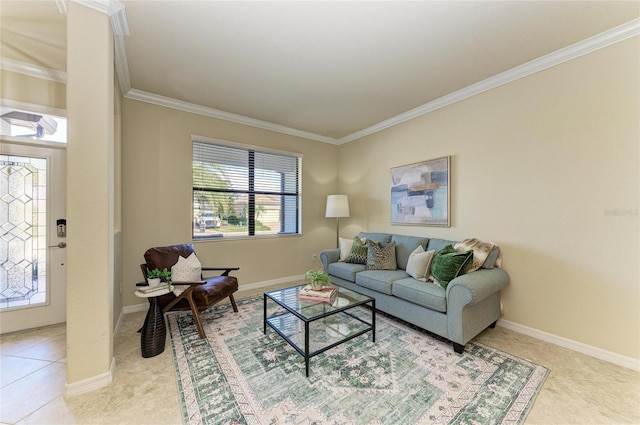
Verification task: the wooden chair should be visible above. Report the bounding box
[140,243,239,338]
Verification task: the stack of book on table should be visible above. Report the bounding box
[298,285,338,303]
[138,284,171,294]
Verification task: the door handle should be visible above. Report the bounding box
[49,242,67,248]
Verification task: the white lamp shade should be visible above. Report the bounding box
[325,194,350,218]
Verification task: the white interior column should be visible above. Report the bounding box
[65,1,115,394]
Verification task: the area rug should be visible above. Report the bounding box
[167,296,548,425]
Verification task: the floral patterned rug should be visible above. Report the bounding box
[167,295,548,425]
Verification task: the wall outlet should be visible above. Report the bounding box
[312,254,317,262]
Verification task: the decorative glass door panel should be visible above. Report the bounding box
[0,155,48,310]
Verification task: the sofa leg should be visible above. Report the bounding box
[453,342,465,354]
[489,320,497,329]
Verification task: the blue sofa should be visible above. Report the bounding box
[321,232,509,353]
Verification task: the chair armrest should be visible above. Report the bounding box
[201,267,240,276]
[140,264,148,283]
[446,268,509,308]
[320,249,340,271]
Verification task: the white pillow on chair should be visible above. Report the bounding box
[171,252,202,296]
[171,252,202,282]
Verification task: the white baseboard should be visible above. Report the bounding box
[122,303,148,314]
[498,319,640,372]
[64,357,116,398]
[236,274,304,293]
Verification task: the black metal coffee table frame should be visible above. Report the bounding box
[264,285,375,377]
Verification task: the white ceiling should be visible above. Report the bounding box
[1,1,639,143]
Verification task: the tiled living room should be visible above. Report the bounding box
[1,2,639,424]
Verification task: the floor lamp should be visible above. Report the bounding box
[325,194,350,248]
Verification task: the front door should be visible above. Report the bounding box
[0,142,66,333]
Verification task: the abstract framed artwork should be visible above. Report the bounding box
[390,156,450,226]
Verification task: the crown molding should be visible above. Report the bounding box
[113,36,131,95]
[3,12,637,145]
[0,56,67,84]
[65,0,131,94]
[125,89,339,144]
[338,17,640,144]
[71,0,129,35]
[55,0,66,14]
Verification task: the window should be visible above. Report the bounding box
[0,155,48,310]
[192,138,301,239]
[1,101,67,144]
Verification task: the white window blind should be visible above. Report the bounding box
[192,140,301,239]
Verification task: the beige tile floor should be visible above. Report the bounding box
[1,284,639,425]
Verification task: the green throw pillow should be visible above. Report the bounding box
[431,245,474,289]
[366,240,397,270]
[345,236,368,264]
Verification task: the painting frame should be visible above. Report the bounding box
[390,156,450,227]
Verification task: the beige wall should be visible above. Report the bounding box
[1,70,66,110]
[66,2,115,383]
[338,37,639,360]
[113,78,123,330]
[120,100,339,307]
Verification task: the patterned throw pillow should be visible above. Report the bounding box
[345,236,368,264]
[339,236,365,261]
[406,245,436,281]
[366,240,397,270]
[430,245,474,289]
[171,252,202,282]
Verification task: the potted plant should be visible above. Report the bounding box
[305,269,331,290]
[147,268,162,287]
[158,267,172,284]
[147,268,173,289]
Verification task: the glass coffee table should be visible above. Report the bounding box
[264,284,376,377]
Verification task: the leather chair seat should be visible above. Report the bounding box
[157,275,238,311]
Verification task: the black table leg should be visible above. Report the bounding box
[371,299,376,342]
[305,320,310,377]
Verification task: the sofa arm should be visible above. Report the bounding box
[320,249,340,271]
[446,268,509,307]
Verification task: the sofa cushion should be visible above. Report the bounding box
[345,236,368,264]
[405,246,436,281]
[356,269,408,295]
[358,232,393,246]
[391,235,430,270]
[392,278,447,313]
[328,261,365,282]
[426,238,458,252]
[366,240,397,270]
[431,245,474,289]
